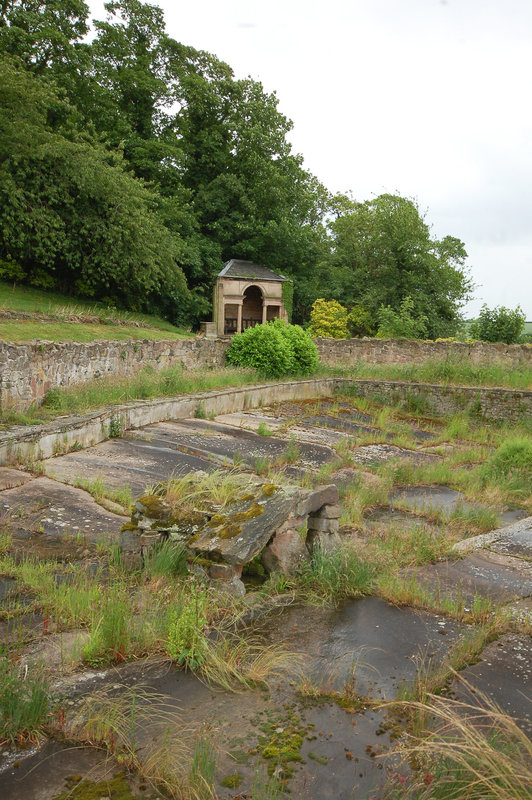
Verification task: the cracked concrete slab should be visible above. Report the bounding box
[0,477,126,547]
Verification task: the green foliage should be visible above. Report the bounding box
[294,545,375,602]
[469,304,526,344]
[329,194,472,338]
[309,298,349,338]
[376,295,428,340]
[144,541,188,579]
[226,320,318,378]
[281,280,294,321]
[480,437,532,498]
[347,304,375,337]
[166,589,209,670]
[0,653,49,744]
[82,588,133,666]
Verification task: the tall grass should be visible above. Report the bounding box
[293,544,376,604]
[0,652,50,744]
[331,358,532,391]
[0,365,259,426]
[393,690,532,800]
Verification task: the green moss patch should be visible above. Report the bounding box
[53,773,136,800]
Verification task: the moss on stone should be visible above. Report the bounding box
[53,773,135,800]
[136,494,169,519]
[208,513,227,528]
[221,773,243,788]
[217,522,242,539]
[262,484,279,497]
[231,503,264,523]
[120,521,138,532]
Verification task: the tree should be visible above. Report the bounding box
[0,59,190,314]
[329,194,472,338]
[469,305,525,344]
[376,296,428,339]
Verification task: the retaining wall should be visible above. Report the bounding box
[1,335,530,412]
[1,377,529,467]
[315,337,532,366]
[0,338,229,410]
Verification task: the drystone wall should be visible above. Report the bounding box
[0,338,229,410]
[315,337,532,367]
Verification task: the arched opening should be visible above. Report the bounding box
[242,285,263,330]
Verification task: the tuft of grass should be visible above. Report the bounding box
[257,421,274,436]
[293,544,376,604]
[392,689,532,800]
[144,541,188,580]
[71,475,132,512]
[0,652,50,744]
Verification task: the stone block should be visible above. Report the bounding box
[307,517,340,533]
[209,562,243,581]
[317,504,342,519]
[262,528,309,575]
[295,484,339,516]
[307,530,342,554]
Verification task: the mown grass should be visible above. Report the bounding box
[0,281,186,333]
[0,321,192,342]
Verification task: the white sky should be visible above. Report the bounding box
[88,0,532,317]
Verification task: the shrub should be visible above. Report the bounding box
[309,298,349,338]
[469,304,525,344]
[226,320,318,378]
[376,296,428,339]
[166,589,209,670]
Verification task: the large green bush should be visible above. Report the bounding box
[376,296,428,339]
[226,320,319,378]
[469,305,525,344]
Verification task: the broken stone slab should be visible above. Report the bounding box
[453,516,532,559]
[191,483,340,568]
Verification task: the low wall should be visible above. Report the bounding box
[0,338,229,410]
[341,379,532,424]
[1,377,529,466]
[315,337,531,366]
[1,334,530,412]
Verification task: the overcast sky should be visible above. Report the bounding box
[88,0,532,318]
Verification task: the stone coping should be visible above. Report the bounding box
[0,376,529,466]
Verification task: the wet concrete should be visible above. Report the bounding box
[0,742,150,800]
[452,634,532,735]
[45,436,217,495]
[260,597,463,701]
[351,444,439,468]
[454,516,532,560]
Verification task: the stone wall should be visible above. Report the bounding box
[0,338,229,410]
[1,333,530,412]
[341,379,532,424]
[315,337,532,367]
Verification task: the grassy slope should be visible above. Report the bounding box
[0,282,193,341]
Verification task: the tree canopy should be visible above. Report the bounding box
[0,0,473,333]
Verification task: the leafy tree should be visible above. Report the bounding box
[469,304,525,344]
[347,304,375,337]
[0,58,189,313]
[376,296,428,339]
[309,298,348,339]
[329,194,472,338]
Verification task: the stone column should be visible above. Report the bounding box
[237,302,243,334]
[262,302,268,324]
